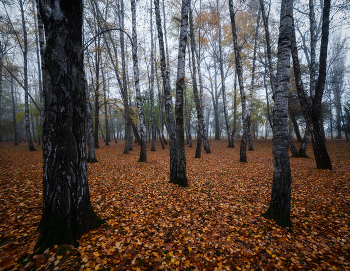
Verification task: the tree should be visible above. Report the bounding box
[131,0,147,162]
[291,0,332,170]
[154,0,178,183]
[174,0,189,187]
[262,0,294,228]
[36,0,104,252]
[228,0,248,163]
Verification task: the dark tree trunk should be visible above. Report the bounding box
[36,0,104,252]
[94,35,100,149]
[189,0,204,158]
[289,112,302,142]
[228,0,248,162]
[291,0,332,169]
[299,126,310,157]
[11,76,18,145]
[0,41,3,142]
[19,0,35,151]
[155,0,178,183]
[173,0,188,187]
[262,0,293,228]
[86,87,97,163]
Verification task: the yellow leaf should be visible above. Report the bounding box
[272,254,276,258]
[227,237,231,241]
[152,252,158,257]
[188,247,192,252]
[169,251,173,256]
[93,252,100,257]
[266,249,272,255]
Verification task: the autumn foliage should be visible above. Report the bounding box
[0,140,349,270]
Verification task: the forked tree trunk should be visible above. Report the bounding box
[299,126,310,157]
[36,0,104,252]
[131,0,147,162]
[291,0,332,169]
[155,0,178,183]
[262,0,293,228]
[228,0,248,162]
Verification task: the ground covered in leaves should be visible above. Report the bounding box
[0,139,349,271]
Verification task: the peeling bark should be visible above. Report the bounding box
[262,0,293,228]
[37,0,104,252]
[131,0,147,162]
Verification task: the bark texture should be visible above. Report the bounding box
[155,0,178,183]
[173,0,189,187]
[228,0,248,163]
[131,0,147,162]
[291,0,332,169]
[36,0,104,252]
[262,0,293,228]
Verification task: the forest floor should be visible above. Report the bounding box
[0,139,349,271]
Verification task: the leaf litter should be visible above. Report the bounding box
[0,140,349,270]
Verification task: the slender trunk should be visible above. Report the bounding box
[262,0,293,228]
[248,10,261,151]
[131,0,147,162]
[11,76,18,145]
[157,127,165,149]
[189,0,204,158]
[150,0,156,151]
[20,0,35,151]
[290,112,302,142]
[291,0,332,169]
[119,0,130,154]
[102,69,110,146]
[155,0,178,182]
[86,85,97,163]
[288,133,299,157]
[228,0,247,162]
[94,35,100,149]
[299,126,310,157]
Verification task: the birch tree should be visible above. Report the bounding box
[228,0,248,162]
[36,0,104,251]
[131,0,147,162]
[174,0,189,187]
[262,0,294,228]
[154,0,178,183]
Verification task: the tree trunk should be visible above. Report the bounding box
[131,0,147,162]
[0,42,3,142]
[20,0,35,151]
[173,0,188,187]
[94,35,100,149]
[150,0,156,152]
[189,0,204,158]
[299,126,310,157]
[86,86,97,163]
[288,134,299,157]
[228,0,248,162]
[102,68,110,146]
[248,10,261,151]
[291,0,332,169]
[155,0,178,183]
[262,0,293,228]
[36,0,104,252]
[119,0,130,154]
[11,76,18,145]
[217,0,231,148]
[289,111,302,142]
